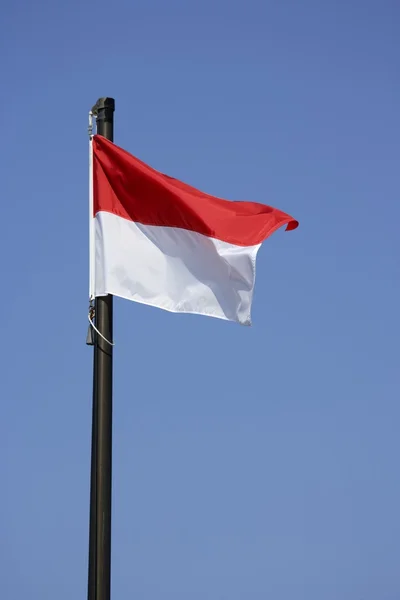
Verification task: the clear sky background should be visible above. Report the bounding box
[1,1,399,599]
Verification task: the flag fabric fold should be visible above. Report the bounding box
[90,134,298,325]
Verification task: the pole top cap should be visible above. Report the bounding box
[91,97,115,116]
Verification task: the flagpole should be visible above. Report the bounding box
[88,97,115,600]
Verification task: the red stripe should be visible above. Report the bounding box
[92,135,298,246]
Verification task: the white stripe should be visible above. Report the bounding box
[94,212,261,325]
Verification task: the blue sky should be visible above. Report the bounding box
[1,1,399,599]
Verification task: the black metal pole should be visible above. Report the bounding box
[88,97,115,600]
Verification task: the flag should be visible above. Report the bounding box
[90,135,298,325]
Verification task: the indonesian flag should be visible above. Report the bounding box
[90,135,298,325]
